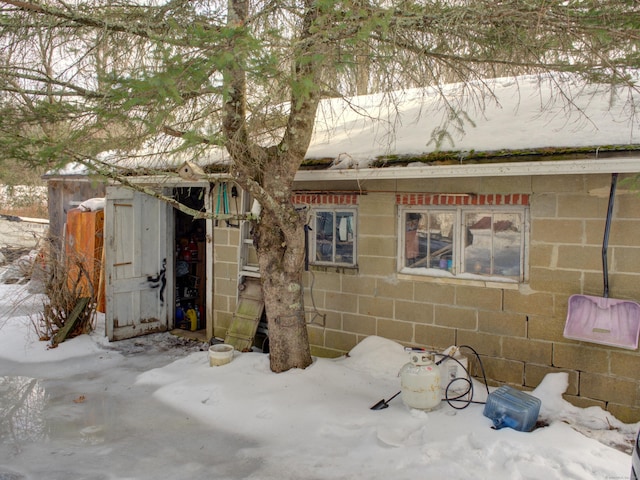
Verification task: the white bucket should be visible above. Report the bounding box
[208,344,234,366]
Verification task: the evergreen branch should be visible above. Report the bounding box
[1,0,221,47]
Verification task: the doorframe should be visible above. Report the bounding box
[122,177,214,339]
[204,183,214,340]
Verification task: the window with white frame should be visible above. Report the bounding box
[398,196,529,282]
[310,208,357,266]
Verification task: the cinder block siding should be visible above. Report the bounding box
[300,173,640,422]
[211,227,240,339]
[210,173,640,421]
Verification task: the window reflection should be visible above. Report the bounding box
[404,211,454,270]
[401,207,526,281]
[313,210,356,265]
[464,212,522,277]
[0,376,49,446]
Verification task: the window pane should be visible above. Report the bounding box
[464,212,491,274]
[404,211,454,269]
[464,212,522,277]
[429,212,455,270]
[315,211,334,262]
[493,213,522,277]
[405,212,421,266]
[312,210,356,265]
[335,212,354,264]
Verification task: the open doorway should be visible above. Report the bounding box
[173,187,207,339]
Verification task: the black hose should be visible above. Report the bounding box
[370,345,491,411]
[304,224,310,271]
[439,345,490,409]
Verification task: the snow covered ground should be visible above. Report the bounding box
[0,281,638,480]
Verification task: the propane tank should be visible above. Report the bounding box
[399,351,441,411]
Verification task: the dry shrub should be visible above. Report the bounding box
[34,245,96,346]
[0,247,35,284]
[0,204,48,219]
[0,184,48,219]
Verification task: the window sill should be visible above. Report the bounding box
[397,270,521,290]
[309,264,359,273]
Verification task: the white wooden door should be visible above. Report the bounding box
[105,186,173,340]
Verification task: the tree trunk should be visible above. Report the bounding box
[222,0,320,373]
[254,206,312,372]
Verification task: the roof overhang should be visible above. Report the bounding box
[294,157,640,182]
[44,156,640,184]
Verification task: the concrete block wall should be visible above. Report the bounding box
[212,227,240,339]
[210,173,640,421]
[300,173,640,422]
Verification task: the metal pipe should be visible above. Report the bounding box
[602,173,618,298]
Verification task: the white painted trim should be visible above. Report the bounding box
[396,273,520,290]
[294,157,640,182]
[205,183,214,341]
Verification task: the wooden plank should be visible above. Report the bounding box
[225,277,264,351]
[52,297,90,346]
[65,209,104,298]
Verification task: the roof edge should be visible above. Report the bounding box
[294,157,640,182]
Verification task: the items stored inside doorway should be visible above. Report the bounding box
[174,187,206,336]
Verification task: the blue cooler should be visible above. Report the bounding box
[483,385,541,432]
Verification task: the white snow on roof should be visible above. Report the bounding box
[49,73,640,175]
[51,162,91,176]
[307,74,640,168]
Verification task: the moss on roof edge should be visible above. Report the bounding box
[300,144,640,170]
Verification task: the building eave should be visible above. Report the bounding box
[294,157,640,182]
